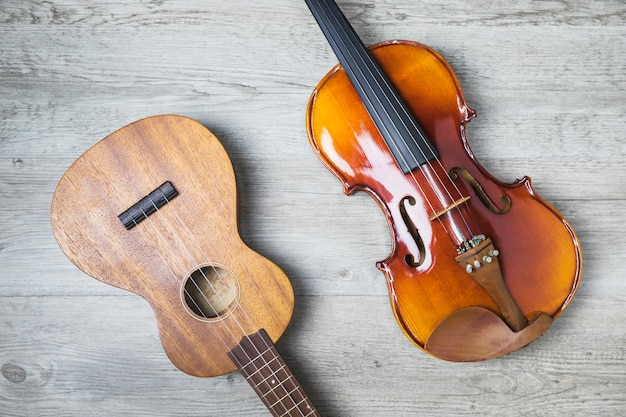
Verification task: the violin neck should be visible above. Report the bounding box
[304,0,438,174]
[228,330,320,417]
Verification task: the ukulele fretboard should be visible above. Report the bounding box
[228,330,320,417]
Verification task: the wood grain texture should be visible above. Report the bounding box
[50,115,295,378]
[1,0,624,416]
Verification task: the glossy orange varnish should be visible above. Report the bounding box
[306,40,582,350]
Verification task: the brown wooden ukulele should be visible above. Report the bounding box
[50,115,320,417]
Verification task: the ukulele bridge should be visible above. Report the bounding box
[118,181,178,230]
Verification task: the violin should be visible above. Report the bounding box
[304,0,582,360]
[50,115,320,416]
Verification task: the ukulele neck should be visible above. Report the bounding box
[228,330,320,417]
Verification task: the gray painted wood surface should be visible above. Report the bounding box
[1,1,624,416]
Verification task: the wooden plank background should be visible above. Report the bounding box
[1,0,624,416]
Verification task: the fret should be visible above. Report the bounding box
[259,369,292,395]
[305,0,438,173]
[228,329,320,417]
[240,347,281,380]
[285,397,313,415]
[269,385,302,409]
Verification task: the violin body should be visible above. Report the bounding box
[307,40,582,360]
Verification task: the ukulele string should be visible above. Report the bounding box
[144,193,307,416]
[150,195,310,416]
[146,194,255,335]
[130,209,306,415]
[131,204,307,417]
[315,0,480,245]
[129,211,238,353]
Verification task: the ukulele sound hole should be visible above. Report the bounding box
[182,264,240,320]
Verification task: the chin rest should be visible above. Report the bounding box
[424,306,553,362]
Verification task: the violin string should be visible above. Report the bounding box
[367,55,481,239]
[319,0,477,243]
[365,33,480,239]
[307,0,451,242]
[319,2,463,244]
[145,190,305,416]
[323,0,475,241]
[313,0,478,245]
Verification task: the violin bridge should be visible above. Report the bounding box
[429,196,470,221]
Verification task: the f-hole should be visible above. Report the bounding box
[182,264,240,321]
[400,196,426,267]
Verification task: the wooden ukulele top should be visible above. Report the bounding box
[50,115,295,377]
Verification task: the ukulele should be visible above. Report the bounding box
[50,115,320,416]
[304,0,582,361]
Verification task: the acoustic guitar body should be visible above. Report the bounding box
[50,115,294,377]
